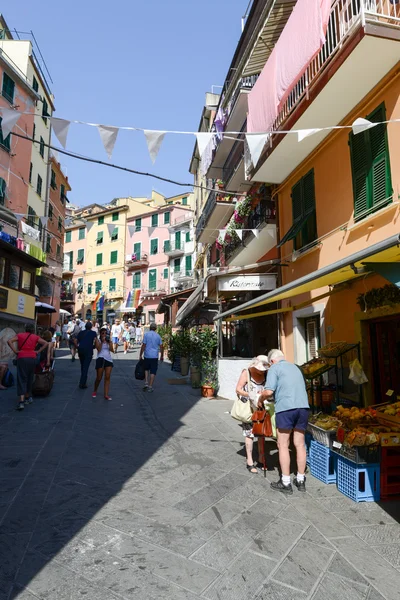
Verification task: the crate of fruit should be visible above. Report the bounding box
[374,401,400,428]
[307,414,341,448]
[332,441,380,464]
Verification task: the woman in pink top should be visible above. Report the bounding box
[8,324,48,411]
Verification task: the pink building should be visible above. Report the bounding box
[125,205,195,325]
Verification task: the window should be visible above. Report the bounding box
[277,169,317,251]
[148,269,157,291]
[46,235,51,253]
[185,231,191,243]
[68,251,74,271]
[9,264,20,289]
[175,231,181,250]
[77,277,83,293]
[39,137,45,158]
[305,317,320,361]
[50,169,57,189]
[185,255,192,275]
[110,250,118,264]
[164,212,170,224]
[109,278,116,292]
[36,174,42,197]
[164,240,171,252]
[77,249,84,264]
[350,104,392,221]
[33,124,36,141]
[151,214,158,227]
[174,258,181,273]
[111,227,118,241]
[150,239,158,255]
[60,184,65,202]
[78,227,85,240]
[163,268,169,279]
[42,98,49,124]
[135,218,141,232]
[182,196,188,206]
[27,206,36,227]
[133,242,141,259]
[96,253,103,266]
[32,76,39,93]
[65,230,71,243]
[87,283,92,294]
[0,178,6,205]
[95,280,102,293]
[133,272,141,288]
[56,243,60,256]
[58,217,62,232]
[149,311,156,324]
[29,163,33,184]
[112,212,119,222]
[21,270,32,293]
[2,73,15,103]
[0,117,11,151]
[48,203,53,219]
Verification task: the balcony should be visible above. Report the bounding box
[196,190,236,245]
[169,213,193,228]
[125,253,149,270]
[173,269,195,283]
[222,137,252,194]
[224,194,277,266]
[141,285,167,299]
[248,0,400,184]
[163,240,185,257]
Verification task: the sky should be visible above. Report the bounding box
[6,0,249,206]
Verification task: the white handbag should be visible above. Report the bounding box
[231,369,253,423]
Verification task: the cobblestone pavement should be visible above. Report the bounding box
[1,348,400,600]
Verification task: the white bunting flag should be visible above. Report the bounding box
[148,227,155,239]
[40,216,49,227]
[85,221,94,232]
[144,130,166,164]
[0,108,21,138]
[98,125,119,159]
[128,225,136,237]
[50,117,71,149]
[219,229,227,242]
[235,229,243,241]
[297,128,321,142]
[352,118,376,135]
[252,229,260,238]
[15,213,25,222]
[245,134,269,168]
[107,223,116,237]
[196,132,214,157]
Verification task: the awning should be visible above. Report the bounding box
[175,280,205,326]
[214,233,400,321]
[35,302,56,314]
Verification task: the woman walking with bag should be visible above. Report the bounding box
[235,355,269,474]
[92,327,114,400]
[7,324,48,410]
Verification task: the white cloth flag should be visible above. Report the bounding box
[245,134,269,168]
[98,125,119,159]
[196,132,214,158]
[144,130,166,164]
[50,117,71,148]
[15,213,25,222]
[352,118,376,135]
[21,221,40,241]
[107,223,116,236]
[0,108,21,138]
[86,221,94,232]
[235,229,243,241]
[252,229,260,238]
[297,128,321,142]
[219,229,227,242]
[40,216,49,227]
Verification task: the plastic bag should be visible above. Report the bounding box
[349,359,368,385]
[264,401,277,438]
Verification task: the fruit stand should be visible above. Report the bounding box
[306,401,400,502]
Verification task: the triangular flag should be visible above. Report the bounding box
[0,108,21,138]
[107,223,116,236]
[98,125,119,159]
[15,213,25,222]
[40,216,49,227]
[196,132,214,157]
[297,128,321,142]
[252,229,260,238]
[245,134,269,168]
[128,225,136,237]
[50,117,70,148]
[148,226,155,238]
[235,229,243,241]
[352,118,376,135]
[144,130,166,164]
[219,229,227,242]
[86,221,94,232]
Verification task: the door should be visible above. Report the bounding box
[370,317,400,400]
[148,269,156,291]
[175,231,181,250]
[133,243,141,259]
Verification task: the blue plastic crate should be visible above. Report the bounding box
[310,440,337,484]
[305,432,312,466]
[337,455,380,502]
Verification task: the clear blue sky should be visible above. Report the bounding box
[7,1,248,206]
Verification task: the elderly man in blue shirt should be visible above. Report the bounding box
[260,349,309,494]
[139,323,164,393]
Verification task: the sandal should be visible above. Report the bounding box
[104,396,112,401]
[246,464,258,474]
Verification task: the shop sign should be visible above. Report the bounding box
[0,288,8,309]
[17,294,25,314]
[217,274,276,292]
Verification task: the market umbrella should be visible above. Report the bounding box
[59,309,71,316]
[35,302,56,314]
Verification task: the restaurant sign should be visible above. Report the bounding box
[217,274,276,292]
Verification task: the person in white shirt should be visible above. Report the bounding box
[128,323,136,349]
[111,319,123,353]
[93,327,114,400]
[135,324,143,345]
[62,322,68,342]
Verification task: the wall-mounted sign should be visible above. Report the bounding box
[17,295,25,314]
[0,288,8,309]
[217,274,276,292]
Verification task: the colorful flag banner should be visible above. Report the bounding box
[128,225,136,237]
[0,108,21,138]
[15,213,25,222]
[235,229,243,241]
[40,216,49,227]
[50,117,70,148]
[92,291,100,311]
[126,291,132,308]
[252,229,260,238]
[144,130,166,163]
[133,289,141,309]
[97,125,119,159]
[245,134,269,168]
[352,118,376,135]
[85,221,94,232]
[98,295,105,311]
[297,128,321,142]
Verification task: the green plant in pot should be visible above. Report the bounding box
[201,359,218,398]
[174,329,191,376]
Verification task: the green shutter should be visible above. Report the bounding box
[97,231,103,243]
[150,239,158,254]
[151,214,158,227]
[133,243,141,258]
[291,181,303,222]
[98,216,104,225]
[182,197,188,205]
[109,278,116,291]
[135,218,142,232]
[369,106,391,208]
[2,73,15,103]
[95,280,102,292]
[185,255,192,274]
[185,231,190,243]
[69,251,73,271]
[110,251,118,264]
[111,227,118,240]
[133,272,141,288]
[350,129,369,219]
[302,170,315,215]
[78,227,85,240]
[96,253,102,266]
[164,240,171,252]
[163,268,169,279]
[149,269,156,290]
[164,212,170,224]
[77,249,84,263]
[88,283,92,294]
[65,231,71,243]
[112,212,119,221]
[175,231,181,249]
[174,258,180,273]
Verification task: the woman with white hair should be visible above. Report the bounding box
[236,355,269,474]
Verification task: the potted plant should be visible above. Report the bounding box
[216,179,224,190]
[201,359,218,397]
[175,330,191,376]
[189,328,202,388]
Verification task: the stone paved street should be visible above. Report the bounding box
[1,348,400,600]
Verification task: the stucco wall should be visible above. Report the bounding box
[218,358,249,401]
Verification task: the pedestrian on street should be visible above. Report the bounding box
[93,327,114,400]
[74,322,98,389]
[128,322,136,349]
[111,319,123,353]
[7,324,48,410]
[260,349,309,494]
[62,321,68,344]
[139,322,163,393]
[122,323,131,354]
[135,323,143,345]
[68,320,80,362]
[54,322,61,349]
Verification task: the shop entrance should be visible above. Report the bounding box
[369,315,400,400]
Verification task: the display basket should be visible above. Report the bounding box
[319,342,357,358]
[373,402,400,429]
[307,422,337,448]
[331,441,380,464]
[310,440,337,484]
[337,455,380,502]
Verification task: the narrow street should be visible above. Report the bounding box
[1,349,400,600]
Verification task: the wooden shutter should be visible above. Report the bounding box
[305,318,319,360]
[185,255,192,273]
[0,178,6,204]
[174,258,180,272]
[302,170,315,215]
[133,243,141,257]
[175,231,181,249]
[77,249,84,262]
[110,251,118,264]
[69,251,73,271]
[96,253,102,266]
[149,269,156,290]
[350,129,369,218]
[369,105,391,208]
[133,272,141,288]
[150,239,158,254]
[163,268,168,279]
[291,181,303,222]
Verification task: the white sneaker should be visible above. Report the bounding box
[124,351,127,355]
[143,384,149,391]
[147,387,154,393]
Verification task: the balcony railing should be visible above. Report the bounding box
[195,190,235,239]
[226,74,259,120]
[164,240,185,253]
[245,0,400,176]
[172,213,193,226]
[60,292,73,302]
[173,270,194,280]
[125,253,149,269]
[223,135,245,184]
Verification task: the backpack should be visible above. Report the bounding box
[135,359,146,380]
[2,369,14,387]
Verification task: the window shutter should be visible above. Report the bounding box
[150,239,158,254]
[185,231,190,243]
[69,251,73,271]
[96,253,102,266]
[174,258,180,272]
[291,181,303,222]
[185,255,192,273]
[175,231,181,249]
[149,269,156,290]
[133,243,141,257]
[110,251,118,264]
[302,170,315,215]
[164,240,171,252]
[133,272,141,288]
[163,268,168,279]
[349,130,370,219]
[369,106,391,208]
[77,249,84,262]
[0,178,6,205]
[306,318,319,360]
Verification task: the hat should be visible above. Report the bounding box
[250,355,269,371]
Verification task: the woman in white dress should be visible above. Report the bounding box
[92,327,114,400]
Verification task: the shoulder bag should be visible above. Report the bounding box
[230,369,253,423]
[252,410,273,437]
